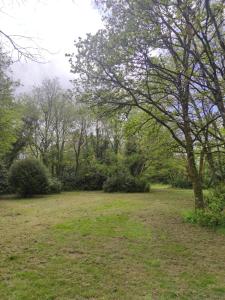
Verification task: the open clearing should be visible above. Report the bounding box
[0,187,225,300]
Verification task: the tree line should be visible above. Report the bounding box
[0,63,189,195]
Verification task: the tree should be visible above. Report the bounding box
[0,48,19,158]
[27,79,57,166]
[21,79,76,177]
[124,111,185,183]
[69,0,225,209]
[70,106,89,175]
[52,92,75,177]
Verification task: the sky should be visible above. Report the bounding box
[0,0,103,92]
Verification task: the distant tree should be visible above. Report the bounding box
[52,92,75,177]
[0,49,19,158]
[21,79,75,176]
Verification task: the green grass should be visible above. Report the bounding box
[0,186,225,299]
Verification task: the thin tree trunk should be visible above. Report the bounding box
[199,149,205,182]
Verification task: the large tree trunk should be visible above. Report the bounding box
[187,152,205,209]
[185,134,205,209]
[183,96,205,209]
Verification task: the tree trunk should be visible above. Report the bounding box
[183,98,205,209]
[199,149,205,182]
[215,94,225,129]
[186,144,205,209]
[206,147,217,184]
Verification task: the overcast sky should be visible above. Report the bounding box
[0,0,103,92]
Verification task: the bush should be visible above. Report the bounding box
[183,184,225,227]
[205,184,225,213]
[170,173,192,189]
[61,167,76,191]
[61,165,107,191]
[183,209,224,227]
[103,173,149,193]
[0,163,10,194]
[74,172,107,191]
[9,159,49,197]
[48,177,62,194]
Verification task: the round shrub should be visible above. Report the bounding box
[9,159,49,197]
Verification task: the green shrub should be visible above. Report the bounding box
[134,177,150,192]
[170,174,192,189]
[61,164,107,191]
[184,184,225,227]
[103,173,149,193]
[73,171,107,191]
[0,163,10,194]
[61,167,76,191]
[48,177,62,194]
[183,209,224,227]
[103,174,130,192]
[9,159,49,197]
[205,184,225,213]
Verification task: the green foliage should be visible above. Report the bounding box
[62,164,107,191]
[74,171,106,191]
[0,163,10,194]
[48,177,62,194]
[0,50,19,158]
[0,106,18,158]
[184,184,225,227]
[205,184,225,213]
[61,167,77,191]
[103,171,149,193]
[183,209,224,227]
[124,111,186,185]
[170,172,192,189]
[124,138,145,177]
[9,159,49,197]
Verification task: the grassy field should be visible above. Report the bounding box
[0,187,225,300]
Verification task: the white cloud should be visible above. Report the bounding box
[0,0,103,91]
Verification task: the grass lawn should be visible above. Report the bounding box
[0,187,225,300]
